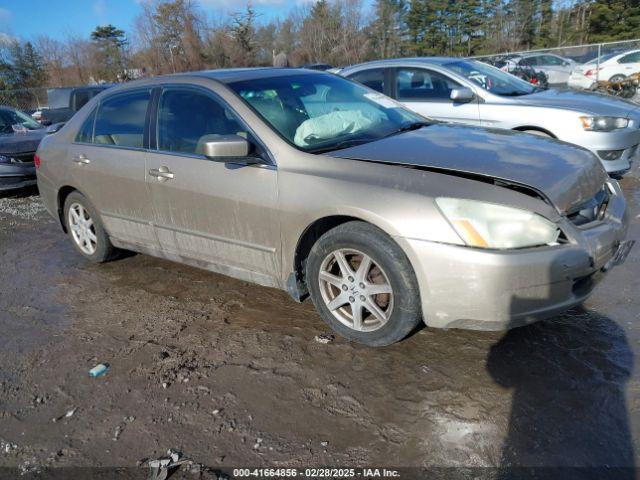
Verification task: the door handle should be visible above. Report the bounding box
[149,167,174,181]
[72,154,90,165]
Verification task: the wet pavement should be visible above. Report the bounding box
[0,169,639,478]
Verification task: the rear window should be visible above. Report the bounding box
[93,90,150,148]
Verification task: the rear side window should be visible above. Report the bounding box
[75,108,96,143]
[93,90,150,148]
[348,69,386,93]
[619,52,640,64]
[157,89,248,156]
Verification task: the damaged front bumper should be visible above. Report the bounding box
[396,181,632,331]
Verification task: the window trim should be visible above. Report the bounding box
[73,87,153,151]
[151,83,275,166]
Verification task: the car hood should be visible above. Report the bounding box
[328,124,608,214]
[0,129,47,155]
[513,88,639,118]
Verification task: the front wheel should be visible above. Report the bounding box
[64,191,117,263]
[306,221,422,346]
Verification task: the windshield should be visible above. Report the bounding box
[445,59,536,96]
[227,73,426,153]
[0,108,43,133]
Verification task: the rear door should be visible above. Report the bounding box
[145,85,281,286]
[391,67,480,125]
[66,89,157,249]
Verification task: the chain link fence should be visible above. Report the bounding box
[0,87,49,114]
[473,39,640,102]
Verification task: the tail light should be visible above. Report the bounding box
[585,68,600,77]
[34,154,41,168]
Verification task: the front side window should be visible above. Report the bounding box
[540,55,565,66]
[445,60,536,96]
[228,73,424,153]
[395,68,461,101]
[93,90,150,148]
[157,89,248,156]
[520,57,538,66]
[348,69,386,93]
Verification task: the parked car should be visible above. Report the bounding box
[489,58,549,89]
[569,49,640,90]
[495,53,577,85]
[0,106,47,192]
[40,85,112,125]
[341,57,640,175]
[36,69,633,346]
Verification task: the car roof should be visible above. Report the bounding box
[343,57,462,70]
[189,67,321,83]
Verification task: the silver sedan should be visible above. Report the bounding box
[341,57,640,175]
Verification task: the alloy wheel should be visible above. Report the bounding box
[68,202,97,255]
[318,248,394,332]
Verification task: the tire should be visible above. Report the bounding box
[609,74,626,83]
[305,221,421,346]
[63,191,117,263]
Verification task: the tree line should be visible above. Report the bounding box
[1,0,638,90]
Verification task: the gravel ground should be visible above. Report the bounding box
[0,169,639,479]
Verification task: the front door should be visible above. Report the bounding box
[145,86,281,287]
[67,89,157,248]
[392,67,481,125]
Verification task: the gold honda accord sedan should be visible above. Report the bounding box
[35,69,633,346]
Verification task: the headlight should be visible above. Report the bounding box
[580,116,628,131]
[0,155,11,164]
[436,198,560,249]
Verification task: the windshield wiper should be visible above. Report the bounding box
[308,137,374,154]
[384,121,431,138]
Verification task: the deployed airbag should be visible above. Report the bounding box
[294,110,378,147]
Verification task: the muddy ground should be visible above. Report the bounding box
[0,168,639,479]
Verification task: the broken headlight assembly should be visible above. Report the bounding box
[436,198,561,249]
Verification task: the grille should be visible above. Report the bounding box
[5,153,34,164]
[567,186,609,226]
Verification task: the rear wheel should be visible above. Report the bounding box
[64,191,117,263]
[306,221,422,346]
[609,74,626,83]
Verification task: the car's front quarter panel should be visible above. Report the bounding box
[275,147,560,286]
[478,100,640,173]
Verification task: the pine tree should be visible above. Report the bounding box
[90,24,127,81]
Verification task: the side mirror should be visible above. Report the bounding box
[201,134,250,160]
[450,87,474,103]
